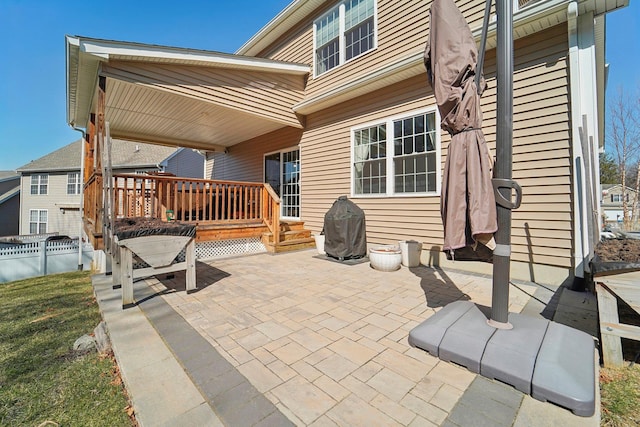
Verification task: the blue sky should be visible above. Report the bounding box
[0,0,638,171]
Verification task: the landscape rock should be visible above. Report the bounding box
[73,334,96,353]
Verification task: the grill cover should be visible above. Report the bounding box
[323,196,367,260]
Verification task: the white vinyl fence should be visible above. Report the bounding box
[0,237,94,283]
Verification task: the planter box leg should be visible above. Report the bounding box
[186,239,196,294]
[112,245,121,289]
[121,246,135,309]
[596,283,623,367]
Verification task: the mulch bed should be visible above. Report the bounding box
[595,238,640,263]
[113,217,195,240]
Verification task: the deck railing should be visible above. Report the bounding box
[83,173,103,234]
[83,174,280,237]
[83,173,282,246]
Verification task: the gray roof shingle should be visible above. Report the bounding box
[17,139,178,172]
[0,171,19,182]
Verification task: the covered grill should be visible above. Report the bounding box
[323,196,367,260]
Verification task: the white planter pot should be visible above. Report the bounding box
[313,234,325,255]
[369,246,402,271]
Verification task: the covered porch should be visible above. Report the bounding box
[66,36,313,257]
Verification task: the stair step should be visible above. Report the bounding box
[262,229,311,243]
[264,237,316,253]
[280,220,307,232]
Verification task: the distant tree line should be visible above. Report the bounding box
[603,86,640,226]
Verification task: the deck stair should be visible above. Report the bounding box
[261,220,316,253]
[194,220,315,254]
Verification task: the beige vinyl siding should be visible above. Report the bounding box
[19,172,82,237]
[205,152,215,179]
[101,61,306,129]
[300,23,573,269]
[210,127,303,182]
[262,0,489,103]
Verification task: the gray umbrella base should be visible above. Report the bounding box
[408,300,595,417]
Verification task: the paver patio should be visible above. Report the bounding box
[127,248,592,426]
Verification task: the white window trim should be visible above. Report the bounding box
[350,106,441,198]
[30,174,49,195]
[313,0,378,78]
[29,209,48,234]
[67,172,81,195]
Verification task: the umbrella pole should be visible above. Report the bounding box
[489,0,516,328]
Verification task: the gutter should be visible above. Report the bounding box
[69,124,86,271]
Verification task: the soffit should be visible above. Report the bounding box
[66,36,309,150]
[103,78,297,151]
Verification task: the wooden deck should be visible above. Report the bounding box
[595,271,640,366]
[83,173,314,254]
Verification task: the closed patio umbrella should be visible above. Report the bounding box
[424,0,497,258]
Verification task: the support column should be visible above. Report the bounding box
[490,0,515,327]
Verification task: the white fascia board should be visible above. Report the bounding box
[0,186,20,204]
[293,54,423,114]
[237,0,328,56]
[76,37,309,75]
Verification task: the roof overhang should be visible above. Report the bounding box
[237,0,329,56]
[66,36,310,151]
[0,186,20,205]
[261,0,627,115]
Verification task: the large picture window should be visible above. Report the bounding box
[30,174,48,195]
[314,0,376,76]
[352,109,440,197]
[29,209,48,234]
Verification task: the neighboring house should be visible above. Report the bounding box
[601,184,639,224]
[66,0,627,287]
[0,171,20,236]
[17,139,201,237]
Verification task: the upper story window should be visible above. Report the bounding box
[30,174,48,195]
[611,194,629,203]
[352,108,440,197]
[314,0,376,77]
[67,172,81,195]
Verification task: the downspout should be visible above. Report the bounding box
[567,2,598,285]
[69,124,86,271]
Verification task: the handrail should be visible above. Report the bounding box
[263,182,281,203]
[262,183,281,242]
[110,174,280,232]
[83,173,103,233]
[83,173,285,248]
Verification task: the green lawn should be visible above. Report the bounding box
[601,364,640,427]
[0,271,134,426]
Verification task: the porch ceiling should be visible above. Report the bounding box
[103,78,293,150]
[66,36,310,151]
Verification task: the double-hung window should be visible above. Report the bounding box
[30,174,48,195]
[67,172,81,195]
[353,108,440,196]
[314,0,376,76]
[29,209,48,234]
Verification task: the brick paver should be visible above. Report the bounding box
[144,249,593,426]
